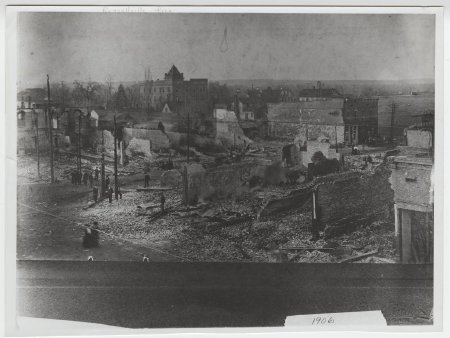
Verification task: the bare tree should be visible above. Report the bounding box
[72,80,101,107]
[126,85,141,109]
[50,82,71,107]
[106,75,113,109]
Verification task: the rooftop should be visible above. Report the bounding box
[298,88,342,98]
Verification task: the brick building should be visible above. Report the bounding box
[17,107,49,154]
[148,65,209,127]
[389,150,433,263]
[298,82,342,101]
[343,98,378,145]
[267,99,345,146]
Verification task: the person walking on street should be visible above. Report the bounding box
[94,167,99,181]
[144,173,150,188]
[160,192,166,213]
[108,186,113,203]
[93,186,99,203]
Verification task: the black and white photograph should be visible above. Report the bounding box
[4,5,444,335]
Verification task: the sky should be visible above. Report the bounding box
[17,12,435,88]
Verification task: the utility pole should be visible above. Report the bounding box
[101,130,105,196]
[106,75,113,110]
[78,112,82,184]
[58,81,64,160]
[114,113,119,200]
[47,74,55,183]
[184,165,188,207]
[61,81,65,118]
[184,89,190,163]
[33,110,40,176]
[390,102,396,143]
[187,110,190,163]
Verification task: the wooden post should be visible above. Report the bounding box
[114,114,118,200]
[120,141,123,165]
[394,204,400,236]
[187,108,190,163]
[34,110,40,176]
[78,113,82,184]
[101,130,105,196]
[390,102,396,143]
[46,75,55,183]
[184,165,188,207]
[425,212,430,263]
[401,209,412,263]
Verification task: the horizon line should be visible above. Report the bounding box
[18,77,435,90]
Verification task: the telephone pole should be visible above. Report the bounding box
[59,81,64,159]
[184,89,190,163]
[187,110,190,163]
[114,114,119,200]
[47,75,55,183]
[78,112,82,184]
[33,110,40,176]
[101,130,105,196]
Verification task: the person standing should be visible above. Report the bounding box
[108,186,113,203]
[93,186,99,203]
[94,167,99,181]
[367,155,373,170]
[105,175,110,188]
[160,192,166,213]
[144,173,150,188]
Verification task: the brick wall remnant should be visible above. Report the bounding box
[125,138,153,159]
[183,163,208,205]
[123,127,170,151]
[315,166,394,237]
